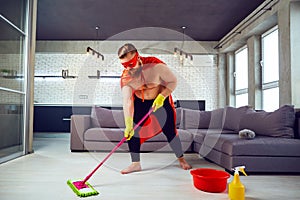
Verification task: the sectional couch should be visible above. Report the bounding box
[70,105,194,153]
[70,104,300,173]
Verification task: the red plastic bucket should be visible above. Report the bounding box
[190,168,230,193]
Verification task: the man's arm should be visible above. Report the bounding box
[122,85,134,118]
[156,63,177,97]
[122,85,135,140]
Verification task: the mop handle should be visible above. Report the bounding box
[82,107,154,183]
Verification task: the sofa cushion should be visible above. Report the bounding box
[239,105,295,138]
[184,108,211,129]
[84,127,124,142]
[91,106,125,128]
[295,110,300,138]
[223,106,252,131]
[209,108,224,129]
[177,129,194,142]
[85,128,193,143]
[196,132,300,157]
[147,129,193,142]
[176,107,183,129]
[189,129,237,144]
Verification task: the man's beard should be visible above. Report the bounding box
[128,64,142,77]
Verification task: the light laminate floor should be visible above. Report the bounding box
[0,133,300,200]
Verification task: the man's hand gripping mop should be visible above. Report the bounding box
[67,108,154,197]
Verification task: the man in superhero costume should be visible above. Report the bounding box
[118,43,192,174]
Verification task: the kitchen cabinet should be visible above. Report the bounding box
[33,105,92,132]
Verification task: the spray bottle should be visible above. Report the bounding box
[228,166,247,200]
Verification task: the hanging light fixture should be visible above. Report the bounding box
[86,26,104,60]
[174,26,193,64]
[86,46,104,60]
[174,47,193,62]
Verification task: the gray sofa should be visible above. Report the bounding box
[70,106,194,153]
[70,104,300,173]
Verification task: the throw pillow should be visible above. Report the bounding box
[183,108,211,129]
[176,107,183,129]
[209,108,224,129]
[91,106,125,128]
[90,106,100,127]
[239,105,295,138]
[223,105,252,131]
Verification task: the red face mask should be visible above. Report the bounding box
[121,52,139,68]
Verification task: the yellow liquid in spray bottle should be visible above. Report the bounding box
[228,166,247,200]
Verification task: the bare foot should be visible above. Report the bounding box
[178,157,192,170]
[121,162,142,174]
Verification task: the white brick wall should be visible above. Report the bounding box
[1,52,218,110]
[34,53,218,110]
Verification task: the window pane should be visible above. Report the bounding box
[0,18,25,92]
[263,87,279,111]
[235,48,248,90]
[262,29,279,83]
[0,89,24,159]
[236,93,248,108]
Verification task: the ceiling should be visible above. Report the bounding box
[36,0,266,41]
[2,0,266,41]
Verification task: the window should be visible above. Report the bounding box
[261,27,279,111]
[234,46,248,107]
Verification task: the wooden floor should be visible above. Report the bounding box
[0,133,300,200]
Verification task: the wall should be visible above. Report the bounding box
[218,0,300,109]
[33,41,219,110]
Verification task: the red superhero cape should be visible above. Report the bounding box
[137,95,177,144]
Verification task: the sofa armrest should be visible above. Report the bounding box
[70,115,91,151]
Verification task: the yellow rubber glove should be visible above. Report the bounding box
[124,117,134,140]
[152,94,166,112]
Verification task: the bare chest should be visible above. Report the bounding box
[130,71,161,90]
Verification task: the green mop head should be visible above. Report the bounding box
[67,179,99,197]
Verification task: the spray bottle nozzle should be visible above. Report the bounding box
[232,166,247,176]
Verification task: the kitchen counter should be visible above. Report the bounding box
[33,104,122,132]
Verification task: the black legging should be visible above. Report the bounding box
[128,95,183,162]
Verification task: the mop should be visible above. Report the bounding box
[67,108,154,197]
